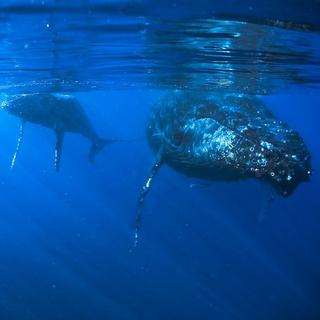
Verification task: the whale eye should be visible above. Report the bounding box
[173,130,193,146]
[195,104,212,119]
[173,131,183,144]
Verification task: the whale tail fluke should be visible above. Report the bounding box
[89,137,114,163]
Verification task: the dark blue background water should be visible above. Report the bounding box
[0,1,319,319]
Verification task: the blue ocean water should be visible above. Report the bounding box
[0,1,319,319]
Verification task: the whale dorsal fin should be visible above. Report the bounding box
[11,120,25,169]
[134,148,164,246]
[54,129,64,172]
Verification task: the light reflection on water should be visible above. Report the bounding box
[0,2,319,94]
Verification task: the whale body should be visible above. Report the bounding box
[148,91,311,196]
[1,93,111,171]
[134,91,312,243]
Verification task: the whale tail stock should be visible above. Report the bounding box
[88,135,143,163]
[88,137,116,163]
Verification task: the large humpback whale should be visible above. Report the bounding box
[1,92,112,171]
[135,91,312,243]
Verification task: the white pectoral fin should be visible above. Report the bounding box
[54,129,65,172]
[11,120,26,169]
[134,149,163,247]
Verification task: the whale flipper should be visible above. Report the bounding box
[134,149,163,246]
[11,120,25,169]
[258,187,275,223]
[54,129,64,172]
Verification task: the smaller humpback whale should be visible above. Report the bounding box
[135,91,312,244]
[1,92,112,171]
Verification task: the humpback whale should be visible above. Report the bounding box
[135,91,312,243]
[1,92,112,171]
